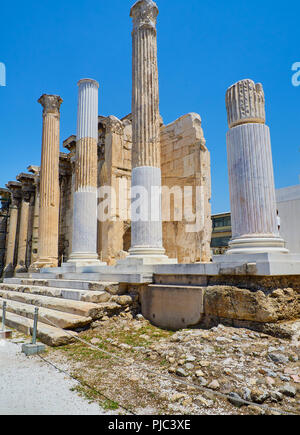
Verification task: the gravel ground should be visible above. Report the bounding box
[0,338,112,415]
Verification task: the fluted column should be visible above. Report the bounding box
[33,94,62,269]
[128,0,170,261]
[15,174,35,273]
[0,189,9,276]
[28,167,40,265]
[68,79,104,266]
[3,183,22,277]
[225,79,287,254]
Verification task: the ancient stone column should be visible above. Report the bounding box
[3,182,22,277]
[33,94,62,269]
[27,166,40,265]
[225,79,287,254]
[128,0,170,262]
[0,189,10,276]
[15,174,35,273]
[68,79,103,266]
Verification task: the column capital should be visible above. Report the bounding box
[130,0,158,32]
[0,188,10,211]
[99,115,124,135]
[226,79,265,129]
[16,173,35,202]
[63,135,77,155]
[6,182,22,208]
[38,94,63,116]
[78,78,99,89]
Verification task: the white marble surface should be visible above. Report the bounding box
[226,123,287,254]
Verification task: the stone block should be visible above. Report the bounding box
[22,343,46,356]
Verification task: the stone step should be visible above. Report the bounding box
[61,272,152,284]
[4,278,121,294]
[0,298,91,330]
[0,283,111,303]
[0,290,105,319]
[0,310,77,347]
[14,271,153,284]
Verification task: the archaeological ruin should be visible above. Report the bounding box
[0,0,299,346]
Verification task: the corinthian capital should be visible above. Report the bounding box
[130,0,159,32]
[226,79,265,129]
[38,94,63,115]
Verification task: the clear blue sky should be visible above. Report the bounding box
[1,0,299,214]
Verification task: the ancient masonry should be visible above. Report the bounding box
[0,0,299,345]
[0,2,211,276]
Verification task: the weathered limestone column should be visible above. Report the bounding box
[0,189,10,276]
[68,79,103,266]
[3,182,22,277]
[128,0,171,262]
[27,166,40,265]
[33,95,62,268]
[15,174,35,273]
[225,79,287,254]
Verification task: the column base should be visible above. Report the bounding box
[2,264,15,278]
[14,264,28,274]
[29,258,58,272]
[226,235,289,255]
[119,246,177,266]
[67,252,106,267]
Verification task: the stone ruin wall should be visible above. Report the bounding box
[161,113,212,263]
[0,112,212,274]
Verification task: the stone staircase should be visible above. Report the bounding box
[0,277,128,346]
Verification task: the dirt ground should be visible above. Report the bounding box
[44,313,300,416]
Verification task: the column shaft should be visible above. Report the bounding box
[33,95,62,269]
[129,0,167,259]
[68,79,103,266]
[225,79,287,254]
[15,197,30,272]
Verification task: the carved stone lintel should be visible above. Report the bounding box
[226,79,265,128]
[38,94,63,116]
[130,0,159,32]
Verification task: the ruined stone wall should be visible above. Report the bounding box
[97,112,212,265]
[0,112,212,275]
[161,113,212,263]
[98,115,132,265]
[58,154,72,264]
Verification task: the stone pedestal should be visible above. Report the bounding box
[225,79,287,255]
[3,183,21,277]
[32,95,62,269]
[68,79,105,267]
[127,0,175,265]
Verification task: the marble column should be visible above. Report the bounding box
[128,0,171,262]
[225,79,287,254]
[15,174,35,273]
[68,79,103,266]
[33,94,62,269]
[3,182,22,277]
